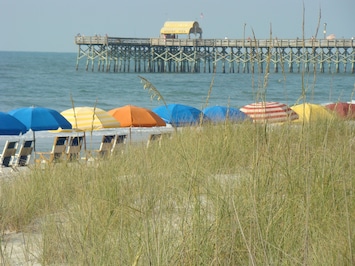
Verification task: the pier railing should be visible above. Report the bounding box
[74,36,355,73]
[75,36,354,48]
[150,38,355,49]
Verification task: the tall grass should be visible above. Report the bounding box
[1,118,354,265]
[2,9,354,264]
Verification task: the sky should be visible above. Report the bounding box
[0,0,353,53]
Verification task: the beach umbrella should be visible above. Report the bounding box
[240,101,298,123]
[291,103,335,123]
[108,105,166,127]
[60,107,121,154]
[202,106,248,123]
[324,102,355,119]
[0,112,28,135]
[152,104,205,127]
[8,106,72,151]
[60,107,120,131]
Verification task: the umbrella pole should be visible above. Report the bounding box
[32,130,36,159]
[32,131,36,151]
[129,127,132,144]
[83,131,87,160]
[84,132,87,151]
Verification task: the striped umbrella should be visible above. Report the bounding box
[61,107,120,131]
[240,101,298,123]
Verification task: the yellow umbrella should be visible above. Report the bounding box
[60,107,120,155]
[61,107,120,131]
[291,103,335,123]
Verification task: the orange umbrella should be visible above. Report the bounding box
[108,105,166,127]
[325,102,355,119]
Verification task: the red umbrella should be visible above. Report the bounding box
[324,102,355,119]
[240,101,299,123]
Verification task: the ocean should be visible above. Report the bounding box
[1,51,355,152]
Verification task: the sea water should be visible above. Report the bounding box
[1,51,355,152]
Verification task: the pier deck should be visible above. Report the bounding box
[75,36,355,73]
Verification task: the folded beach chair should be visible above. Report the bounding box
[13,140,34,168]
[37,136,69,163]
[0,140,19,168]
[66,135,85,161]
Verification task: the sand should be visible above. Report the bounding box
[1,230,41,265]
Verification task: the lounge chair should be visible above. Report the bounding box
[13,140,34,168]
[66,135,85,161]
[146,132,172,148]
[94,134,116,157]
[112,134,128,153]
[90,134,128,159]
[0,140,19,168]
[115,134,128,145]
[37,136,69,163]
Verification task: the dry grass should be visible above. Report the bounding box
[1,118,354,265]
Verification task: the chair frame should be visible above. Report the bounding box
[146,132,172,148]
[112,134,128,153]
[91,134,128,158]
[0,140,19,167]
[66,135,85,161]
[95,135,116,157]
[37,136,69,163]
[13,140,34,167]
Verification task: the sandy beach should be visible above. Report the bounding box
[0,126,176,264]
[1,230,40,265]
[0,167,39,265]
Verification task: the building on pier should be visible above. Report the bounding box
[75,34,355,74]
[160,21,203,39]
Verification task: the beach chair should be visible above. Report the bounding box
[90,134,128,158]
[13,140,34,168]
[146,132,172,148]
[94,134,116,157]
[112,134,128,153]
[37,136,69,163]
[66,135,85,161]
[0,140,19,168]
[115,134,128,145]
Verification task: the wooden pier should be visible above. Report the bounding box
[75,36,355,74]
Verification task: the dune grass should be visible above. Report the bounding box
[1,117,354,265]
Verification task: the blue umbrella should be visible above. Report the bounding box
[0,112,28,135]
[202,106,248,122]
[8,106,72,151]
[153,104,206,127]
